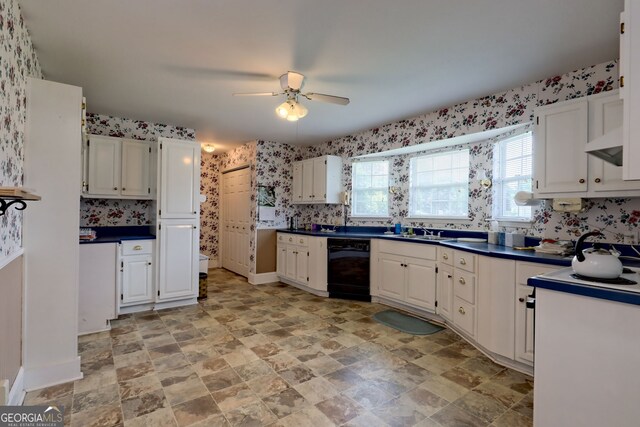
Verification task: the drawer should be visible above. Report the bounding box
[438,247,454,266]
[121,240,153,255]
[278,233,308,246]
[454,270,476,304]
[453,297,476,338]
[454,251,476,273]
[379,240,436,260]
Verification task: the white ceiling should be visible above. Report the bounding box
[19,0,623,153]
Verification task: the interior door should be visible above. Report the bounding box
[221,167,251,277]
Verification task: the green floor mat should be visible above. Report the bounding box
[373,310,444,335]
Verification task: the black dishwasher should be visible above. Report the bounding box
[327,238,371,301]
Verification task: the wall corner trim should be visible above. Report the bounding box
[23,356,82,392]
[248,272,279,285]
[0,248,24,271]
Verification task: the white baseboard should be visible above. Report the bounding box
[279,277,329,297]
[248,271,279,285]
[8,367,25,405]
[24,356,82,392]
[119,303,155,315]
[154,297,198,311]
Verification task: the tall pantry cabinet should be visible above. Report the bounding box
[156,138,200,303]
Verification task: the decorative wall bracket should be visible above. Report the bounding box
[0,187,41,216]
[0,199,28,216]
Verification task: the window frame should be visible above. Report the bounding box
[350,159,391,218]
[492,131,534,222]
[407,148,470,219]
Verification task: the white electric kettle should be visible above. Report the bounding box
[572,231,623,279]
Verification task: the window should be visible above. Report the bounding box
[409,149,470,217]
[351,160,389,217]
[493,131,533,220]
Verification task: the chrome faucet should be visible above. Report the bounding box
[420,228,433,236]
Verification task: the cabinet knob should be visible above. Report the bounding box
[458,277,466,285]
[133,245,143,251]
[193,211,197,214]
[458,307,466,315]
[113,187,118,190]
[122,187,126,191]
[148,262,152,266]
[519,297,525,303]
[442,254,449,260]
[289,237,293,242]
[459,258,466,265]
[594,178,601,183]
[447,274,452,279]
[193,226,197,229]
[579,179,585,184]
[620,75,625,88]
[299,239,304,243]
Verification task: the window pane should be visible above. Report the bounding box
[409,149,470,217]
[351,161,389,216]
[493,132,533,219]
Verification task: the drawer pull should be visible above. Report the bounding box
[300,239,304,243]
[289,237,293,242]
[458,277,466,285]
[442,253,449,260]
[458,307,466,315]
[133,245,143,251]
[459,258,466,265]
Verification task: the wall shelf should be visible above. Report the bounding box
[0,187,41,216]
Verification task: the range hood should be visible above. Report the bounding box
[585,126,623,166]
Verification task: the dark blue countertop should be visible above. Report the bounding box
[80,226,156,244]
[277,228,572,267]
[528,275,640,306]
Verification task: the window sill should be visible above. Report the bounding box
[490,218,534,227]
[349,216,392,220]
[405,216,471,222]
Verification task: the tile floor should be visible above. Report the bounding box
[24,268,533,427]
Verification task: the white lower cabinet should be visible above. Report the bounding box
[117,240,155,312]
[158,219,199,301]
[436,263,454,321]
[375,241,437,312]
[276,233,327,294]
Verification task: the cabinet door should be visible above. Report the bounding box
[534,99,589,194]
[307,237,328,292]
[121,139,151,197]
[296,247,308,284]
[122,254,153,305]
[158,220,198,300]
[588,92,640,192]
[292,162,304,204]
[405,257,437,311]
[436,264,454,321]
[622,1,640,180]
[159,139,200,218]
[515,285,535,364]
[312,157,327,203]
[276,245,287,276]
[302,159,315,202]
[378,253,405,300]
[285,246,297,279]
[87,135,120,196]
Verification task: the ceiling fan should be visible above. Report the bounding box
[233,71,350,121]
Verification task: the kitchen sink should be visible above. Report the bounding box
[386,234,450,241]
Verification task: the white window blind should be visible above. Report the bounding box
[493,131,533,220]
[409,149,470,217]
[351,160,389,217]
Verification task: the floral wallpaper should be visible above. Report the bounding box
[288,59,637,243]
[79,112,196,227]
[0,0,42,259]
[200,150,220,262]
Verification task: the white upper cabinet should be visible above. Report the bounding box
[121,140,151,197]
[87,135,121,196]
[534,98,589,195]
[621,1,640,180]
[85,134,153,199]
[291,155,343,204]
[158,138,200,218]
[534,90,640,198]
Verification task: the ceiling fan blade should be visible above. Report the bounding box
[232,92,281,97]
[304,92,350,105]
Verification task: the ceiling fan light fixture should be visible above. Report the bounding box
[275,101,290,118]
[201,143,216,153]
[276,99,308,121]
